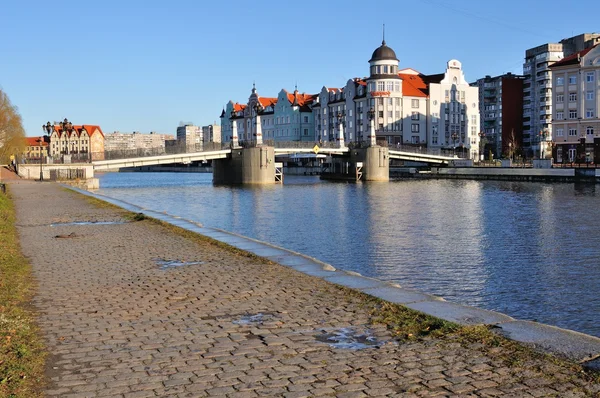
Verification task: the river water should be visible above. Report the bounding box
[97,172,600,338]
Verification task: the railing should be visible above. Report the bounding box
[49,168,87,180]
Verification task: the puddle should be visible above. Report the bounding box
[315,327,383,350]
[51,221,126,227]
[232,313,274,325]
[154,258,204,270]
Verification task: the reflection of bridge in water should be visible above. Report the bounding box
[92,142,457,175]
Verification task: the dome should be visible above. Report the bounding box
[369,40,398,62]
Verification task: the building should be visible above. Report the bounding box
[522,33,600,157]
[47,122,105,161]
[473,73,524,158]
[104,131,175,154]
[221,39,480,158]
[202,124,221,145]
[22,136,48,161]
[549,44,600,163]
[176,124,202,152]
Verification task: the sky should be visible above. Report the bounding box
[1,0,598,137]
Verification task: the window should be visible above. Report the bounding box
[377,98,383,106]
[556,128,564,137]
[556,94,564,103]
[411,99,419,108]
[569,128,577,136]
[556,111,564,120]
[569,110,577,119]
[587,72,595,83]
[303,116,308,123]
[348,110,352,117]
[386,82,393,91]
[383,65,388,73]
[411,111,419,120]
[569,93,577,102]
[556,77,564,86]
[394,82,400,92]
[387,111,393,118]
[587,127,594,135]
[568,76,577,84]
[411,124,419,132]
[388,98,393,105]
[377,82,385,91]
[587,91,594,100]
[586,110,595,118]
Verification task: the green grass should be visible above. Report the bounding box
[0,188,46,398]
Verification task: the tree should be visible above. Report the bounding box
[0,89,26,164]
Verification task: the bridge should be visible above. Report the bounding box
[92,144,456,172]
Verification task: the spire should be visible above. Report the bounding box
[382,23,386,45]
[252,81,256,94]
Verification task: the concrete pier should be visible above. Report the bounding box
[352,146,389,181]
[213,146,277,184]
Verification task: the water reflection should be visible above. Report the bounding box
[97,173,600,337]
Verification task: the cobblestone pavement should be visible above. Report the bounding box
[10,182,600,397]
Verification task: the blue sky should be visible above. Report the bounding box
[1,0,598,137]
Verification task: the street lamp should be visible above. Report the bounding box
[336,111,345,148]
[59,118,74,156]
[478,131,485,161]
[451,132,458,156]
[367,107,375,146]
[253,102,263,146]
[40,121,55,181]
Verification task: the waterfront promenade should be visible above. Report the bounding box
[8,182,600,397]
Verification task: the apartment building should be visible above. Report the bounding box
[104,131,175,153]
[523,33,600,157]
[473,73,524,158]
[176,124,202,152]
[549,44,600,163]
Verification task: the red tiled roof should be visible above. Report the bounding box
[258,97,278,108]
[399,73,428,97]
[285,91,317,106]
[25,137,48,146]
[550,44,597,68]
[51,124,104,138]
[233,103,246,112]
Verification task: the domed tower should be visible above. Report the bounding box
[368,39,400,80]
[366,36,402,145]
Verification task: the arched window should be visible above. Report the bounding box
[587,126,594,135]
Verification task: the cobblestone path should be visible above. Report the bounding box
[10,182,600,397]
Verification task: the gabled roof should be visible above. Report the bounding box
[399,73,428,97]
[25,137,48,146]
[550,44,598,68]
[284,91,317,107]
[233,103,246,112]
[51,124,104,138]
[258,97,278,108]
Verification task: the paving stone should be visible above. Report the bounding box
[8,182,599,398]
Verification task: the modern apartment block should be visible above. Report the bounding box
[549,44,600,163]
[523,33,600,157]
[221,40,480,159]
[473,73,524,159]
[202,124,221,144]
[176,124,202,152]
[104,131,175,153]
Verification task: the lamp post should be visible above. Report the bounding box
[253,102,263,146]
[367,107,375,146]
[336,111,345,148]
[478,131,485,162]
[41,121,55,181]
[59,118,74,157]
[451,132,458,156]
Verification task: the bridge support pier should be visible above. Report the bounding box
[213,146,277,184]
[351,146,389,181]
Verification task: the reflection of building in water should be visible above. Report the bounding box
[220,37,480,158]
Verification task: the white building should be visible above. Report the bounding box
[104,131,175,153]
[221,39,480,158]
[550,43,600,163]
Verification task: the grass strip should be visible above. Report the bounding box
[0,188,46,398]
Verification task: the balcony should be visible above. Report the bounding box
[523,110,531,117]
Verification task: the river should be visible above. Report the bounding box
[96,172,600,337]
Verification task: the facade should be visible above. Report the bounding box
[176,124,202,151]
[522,33,600,156]
[221,40,480,158]
[48,124,105,161]
[473,73,524,158]
[104,131,175,153]
[22,136,49,161]
[202,124,221,144]
[549,44,600,163]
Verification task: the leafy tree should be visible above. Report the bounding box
[0,89,26,164]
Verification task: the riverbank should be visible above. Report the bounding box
[6,181,600,396]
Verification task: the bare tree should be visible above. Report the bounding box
[0,89,26,163]
[506,128,519,160]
